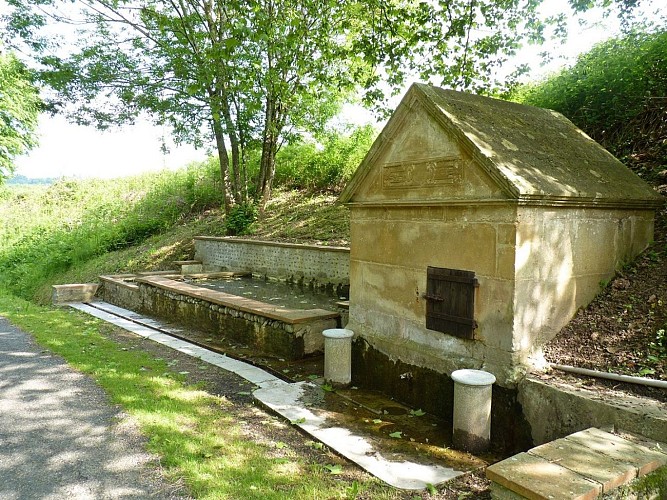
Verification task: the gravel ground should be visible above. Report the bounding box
[0,316,189,500]
[0,311,492,499]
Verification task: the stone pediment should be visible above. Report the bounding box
[340,84,663,209]
[346,95,510,205]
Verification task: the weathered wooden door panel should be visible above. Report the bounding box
[425,267,478,339]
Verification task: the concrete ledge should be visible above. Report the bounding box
[136,275,340,325]
[52,284,99,305]
[100,275,139,290]
[518,375,667,445]
[173,260,203,274]
[194,236,350,253]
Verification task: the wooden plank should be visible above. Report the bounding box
[426,266,477,339]
[428,311,478,327]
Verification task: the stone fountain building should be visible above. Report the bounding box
[340,84,662,416]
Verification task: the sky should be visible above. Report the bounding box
[15,114,209,179]
[12,0,667,180]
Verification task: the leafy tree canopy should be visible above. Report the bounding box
[0,0,645,205]
[0,50,40,181]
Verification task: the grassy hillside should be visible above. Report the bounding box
[0,166,349,304]
[0,125,371,304]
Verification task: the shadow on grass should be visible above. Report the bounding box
[0,293,395,499]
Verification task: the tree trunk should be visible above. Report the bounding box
[257,95,282,213]
[220,90,242,205]
[211,114,235,214]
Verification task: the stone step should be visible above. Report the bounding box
[173,260,203,274]
[487,427,667,499]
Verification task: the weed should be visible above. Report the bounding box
[224,202,258,236]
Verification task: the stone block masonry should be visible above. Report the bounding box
[52,283,99,304]
[134,275,339,360]
[487,427,667,499]
[194,237,350,292]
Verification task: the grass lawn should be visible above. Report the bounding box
[0,292,404,500]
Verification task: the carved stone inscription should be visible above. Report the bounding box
[382,156,463,190]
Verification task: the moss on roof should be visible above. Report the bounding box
[342,84,662,209]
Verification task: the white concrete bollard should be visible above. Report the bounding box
[322,328,354,386]
[451,369,496,453]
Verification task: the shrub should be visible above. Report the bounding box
[224,202,258,236]
[511,29,667,178]
[273,125,376,192]
[0,160,223,299]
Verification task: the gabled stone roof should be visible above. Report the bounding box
[340,83,663,208]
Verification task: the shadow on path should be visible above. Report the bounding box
[0,317,187,499]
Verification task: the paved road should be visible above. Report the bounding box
[0,316,186,499]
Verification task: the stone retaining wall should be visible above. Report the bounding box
[98,275,140,310]
[99,273,340,360]
[519,376,667,445]
[194,237,350,289]
[135,277,338,359]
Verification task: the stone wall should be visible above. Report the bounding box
[98,275,140,310]
[138,283,313,359]
[519,376,667,445]
[194,237,350,290]
[347,202,655,390]
[133,275,339,360]
[348,203,520,386]
[513,206,655,358]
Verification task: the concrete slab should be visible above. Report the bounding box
[253,382,464,490]
[174,344,212,358]
[519,376,667,445]
[486,452,602,500]
[71,301,468,490]
[528,438,636,492]
[565,427,667,476]
[69,303,156,339]
[233,367,281,386]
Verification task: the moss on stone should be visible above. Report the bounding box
[602,465,667,499]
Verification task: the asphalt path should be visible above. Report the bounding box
[0,316,186,499]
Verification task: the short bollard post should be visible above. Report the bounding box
[451,369,496,453]
[322,328,354,386]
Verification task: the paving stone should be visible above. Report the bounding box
[614,430,667,458]
[486,452,602,500]
[233,367,280,385]
[254,382,463,490]
[565,427,667,476]
[72,301,467,491]
[528,437,636,492]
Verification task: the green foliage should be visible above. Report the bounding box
[0,51,40,180]
[4,0,644,206]
[224,202,258,236]
[0,161,351,304]
[608,464,667,498]
[512,30,667,176]
[0,161,223,299]
[2,0,371,207]
[273,125,376,192]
